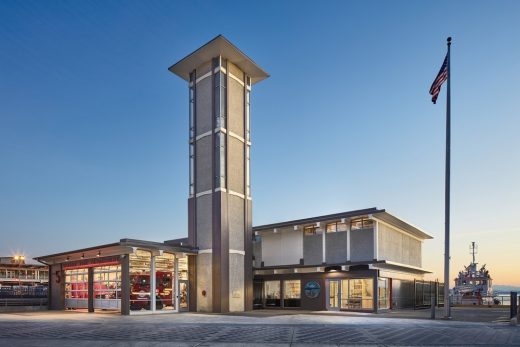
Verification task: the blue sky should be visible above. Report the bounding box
[1,0,519,284]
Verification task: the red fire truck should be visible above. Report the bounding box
[130,271,173,310]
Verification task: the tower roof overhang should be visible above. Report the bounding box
[168,35,269,84]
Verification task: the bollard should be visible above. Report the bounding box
[510,292,518,319]
[430,296,436,319]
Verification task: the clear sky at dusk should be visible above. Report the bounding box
[1,0,519,285]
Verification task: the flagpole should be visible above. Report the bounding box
[443,36,452,319]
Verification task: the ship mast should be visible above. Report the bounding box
[469,241,478,264]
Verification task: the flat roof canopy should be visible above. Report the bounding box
[35,239,197,265]
[169,35,269,85]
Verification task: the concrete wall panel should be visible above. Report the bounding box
[229,253,245,312]
[196,253,212,312]
[195,77,212,135]
[303,234,323,265]
[195,136,212,193]
[228,78,244,137]
[228,138,244,194]
[228,194,245,251]
[325,232,348,264]
[261,232,282,266]
[350,228,374,262]
[228,62,244,82]
[196,194,212,249]
[280,229,303,265]
[378,223,421,267]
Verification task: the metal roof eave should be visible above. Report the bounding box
[253,207,384,231]
[168,35,269,85]
[34,239,198,265]
[372,211,434,240]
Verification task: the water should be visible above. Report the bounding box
[494,294,519,306]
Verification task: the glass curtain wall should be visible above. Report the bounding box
[340,278,374,310]
[129,250,152,311]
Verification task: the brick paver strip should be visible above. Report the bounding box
[0,321,519,345]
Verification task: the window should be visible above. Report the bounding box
[326,222,348,233]
[246,146,251,197]
[264,281,281,307]
[155,253,175,310]
[189,71,195,197]
[214,59,226,129]
[215,132,226,188]
[326,223,337,233]
[283,280,301,307]
[245,82,251,142]
[350,218,374,230]
[130,250,151,311]
[340,278,374,310]
[304,225,318,236]
[378,278,390,309]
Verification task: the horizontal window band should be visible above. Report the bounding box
[198,249,212,254]
[214,66,227,74]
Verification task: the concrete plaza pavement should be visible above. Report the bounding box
[0,309,519,346]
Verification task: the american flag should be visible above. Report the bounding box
[429,54,448,104]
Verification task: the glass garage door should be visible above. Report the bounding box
[65,269,88,309]
[94,265,121,310]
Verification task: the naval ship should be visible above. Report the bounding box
[452,242,495,305]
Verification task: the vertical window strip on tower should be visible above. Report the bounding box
[245,75,251,197]
[189,71,195,197]
[213,57,227,188]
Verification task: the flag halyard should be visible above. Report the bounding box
[429,54,448,104]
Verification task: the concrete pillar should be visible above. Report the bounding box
[169,35,268,313]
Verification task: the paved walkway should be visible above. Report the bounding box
[0,310,519,346]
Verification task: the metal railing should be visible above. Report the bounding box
[0,298,47,307]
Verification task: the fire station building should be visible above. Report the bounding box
[35,36,434,315]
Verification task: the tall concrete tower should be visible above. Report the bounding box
[169,35,269,312]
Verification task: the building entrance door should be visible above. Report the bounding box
[328,280,340,310]
[178,280,189,311]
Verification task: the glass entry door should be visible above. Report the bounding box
[328,280,340,310]
[179,280,189,311]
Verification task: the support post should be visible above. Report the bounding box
[150,255,156,312]
[174,255,179,312]
[88,267,94,313]
[121,255,130,315]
